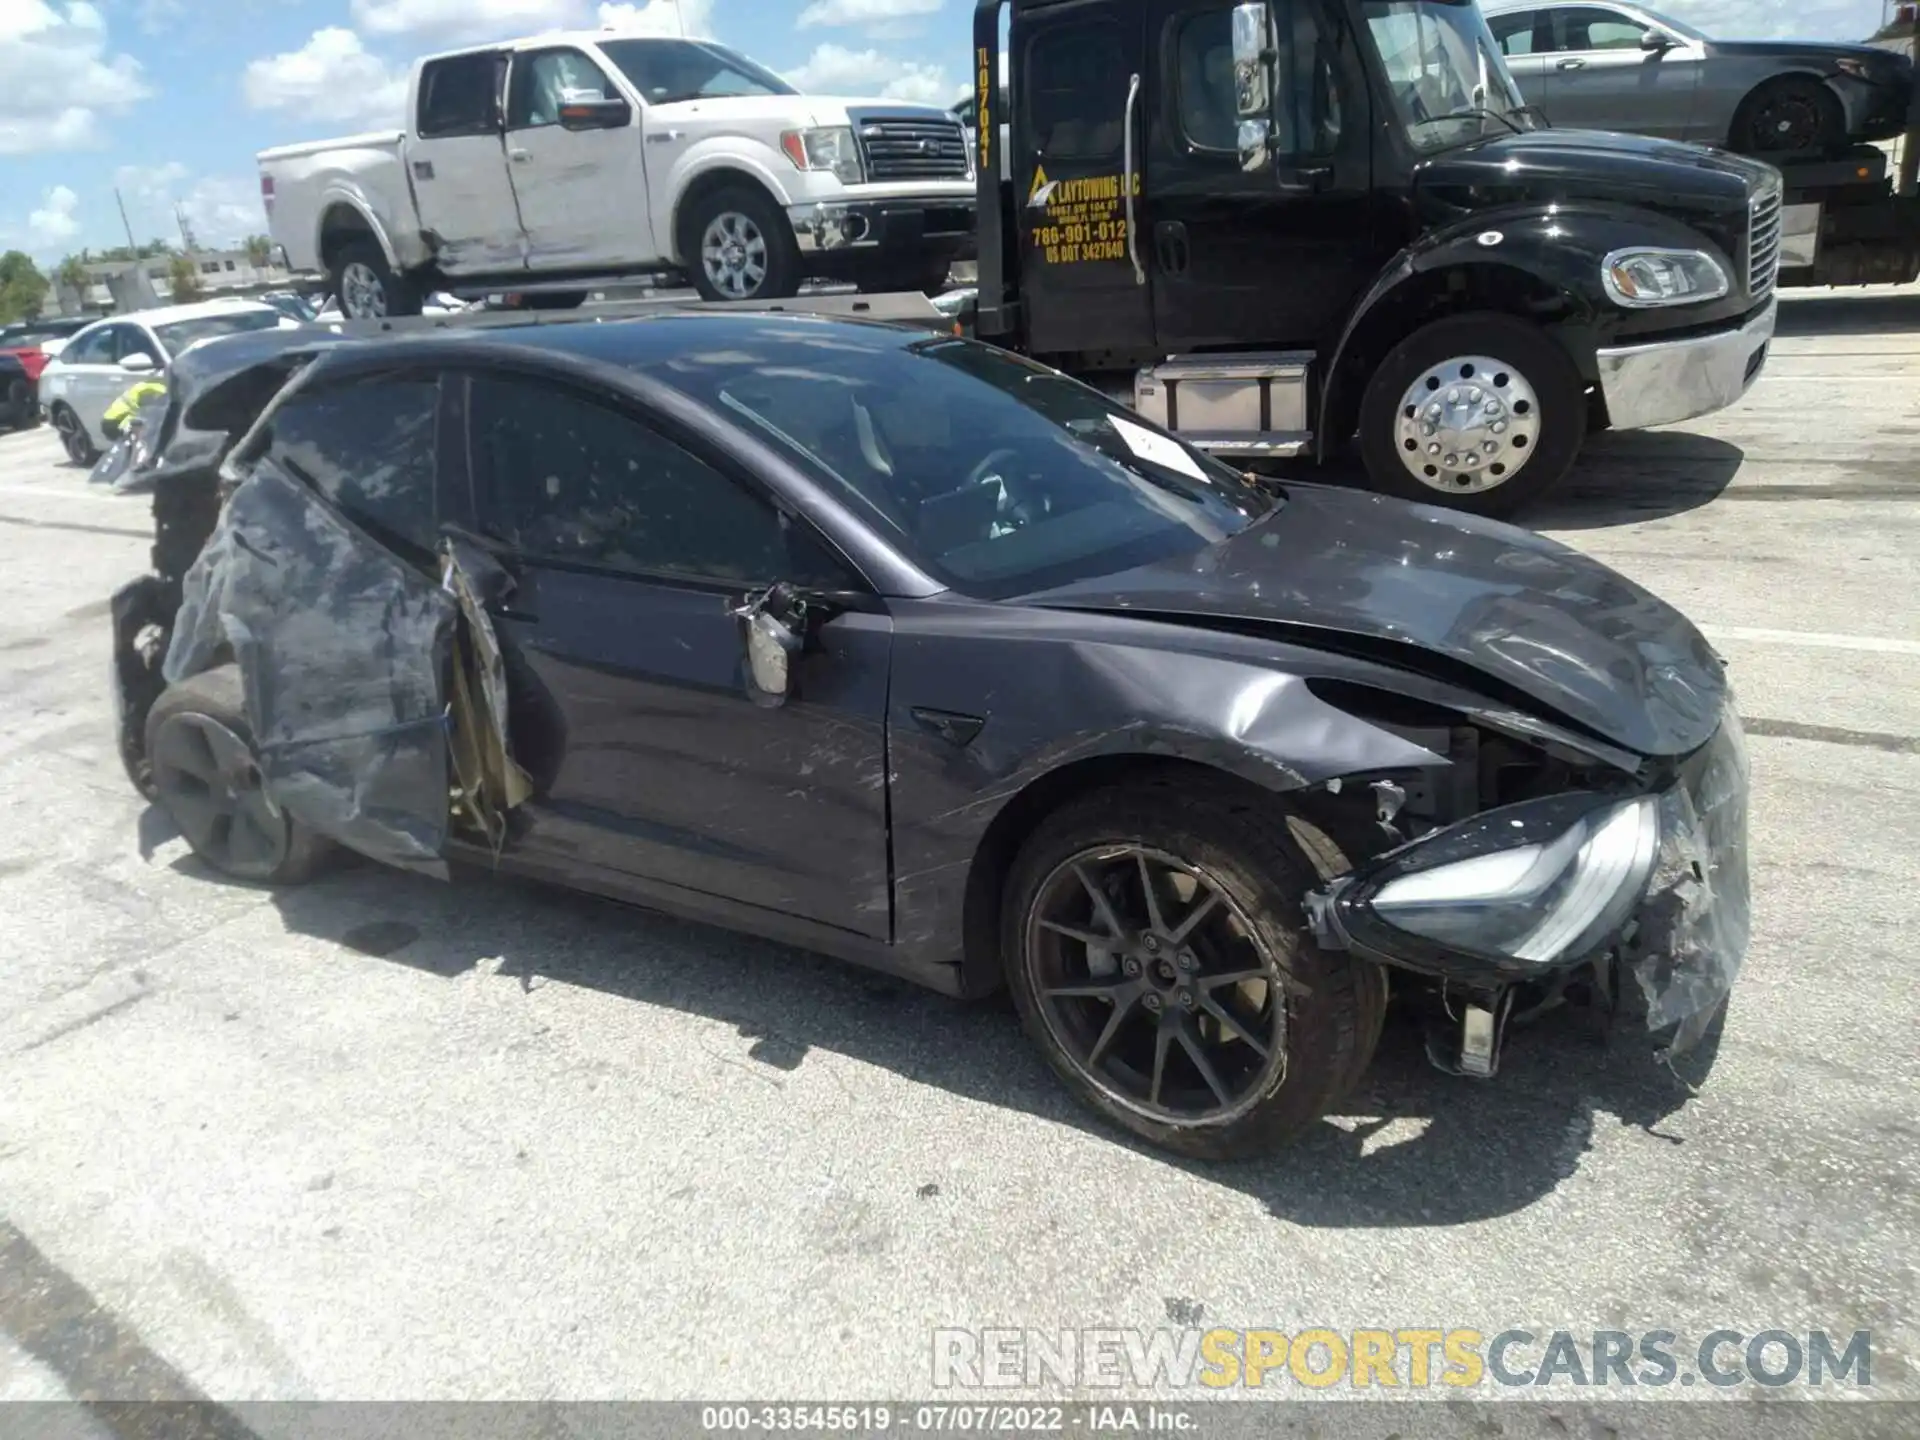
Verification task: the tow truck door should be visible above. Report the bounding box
[1015,0,1156,358]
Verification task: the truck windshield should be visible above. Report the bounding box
[598,39,797,105]
[1363,0,1531,151]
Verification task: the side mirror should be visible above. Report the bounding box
[1640,30,1676,51]
[120,352,157,373]
[558,96,632,131]
[732,583,807,708]
[1232,3,1275,172]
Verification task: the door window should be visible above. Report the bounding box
[1178,3,1342,157]
[466,375,848,587]
[1549,7,1648,50]
[61,327,117,366]
[1489,11,1541,55]
[418,51,505,138]
[265,376,442,557]
[508,48,619,129]
[1027,22,1128,162]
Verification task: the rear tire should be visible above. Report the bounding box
[50,402,96,465]
[146,664,333,885]
[1358,311,1585,520]
[328,238,423,320]
[5,377,36,430]
[679,186,802,303]
[1002,776,1384,1159]
[1731,76,1843,154]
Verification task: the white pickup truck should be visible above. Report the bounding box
[258,32,976,317]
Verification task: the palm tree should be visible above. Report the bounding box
[244,234,274,269]
[56,255,89,296]
[168,254,204,302]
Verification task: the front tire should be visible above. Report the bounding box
[146,665,333,885]
[1732,76,1843,154]
[50,402,97,465]
[1358,312,1585,519]
[329,238,423,320]
[680,186,801,303]
[1002,777,1384,1160]
[5,376,36,430]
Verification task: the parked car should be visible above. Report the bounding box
[0,317,91,382]
[0,352,36,429]
[259,32,976,317]
[111,310,1748,1159]
[312,291,469,322]
[1485,2,1916,152]
[36,301,294,465]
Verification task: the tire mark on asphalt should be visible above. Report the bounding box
[0,1218,264,1436]
[17,989,152,1054]
[1742,717,1919,755]
[0,513,148,540]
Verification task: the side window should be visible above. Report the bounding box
[120,327,161,364]
[1490,13,1540,56]
[467,375,849,587]
[508,48,618,130]
[267,376,442,557]
[63,328,116,365]
[1553,7,1647,51]
[1186,0,1341,159]
[1175,11,1239,152]
[1027,22,1126,163]
[418,52,504,139]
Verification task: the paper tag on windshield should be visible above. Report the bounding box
[1108,414,1208,482]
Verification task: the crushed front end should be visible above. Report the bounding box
[1307,699,1750,1076]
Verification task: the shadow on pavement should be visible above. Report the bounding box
[251,850,1721,1231]
[1526,430,1744,530]
[1775,290,1920,338]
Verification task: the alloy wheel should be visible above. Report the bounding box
[1753,94,1821,151]
[149,712,292,881]
[53,407,90,464]
[701,211,769,299]
[340,262,388,319]
[1393,354,1540,494]
[1023,844,1291,1125]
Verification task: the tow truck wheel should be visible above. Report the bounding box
[329,239,423,321]
[1002,778,1384,1160]
[1359,312,1583,519]
[146,665,333,886]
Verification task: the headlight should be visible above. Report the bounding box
[1601,247,1730,307]
[780,127,864,184]
[1832,57,1886,81]
[1337,792,1660,968]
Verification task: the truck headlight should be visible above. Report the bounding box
[780,127,864,184]
[1337,793,1660,967]
[1602,247,1730,307]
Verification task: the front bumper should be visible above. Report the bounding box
[1595,296,1777,431]
[788,198,977,259]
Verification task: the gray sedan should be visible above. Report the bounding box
[1484,2,1914,152]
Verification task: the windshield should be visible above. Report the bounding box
[154,310,286,356]
[599,39,796,105]
[1364,0,1532,150]
[649,324,1275,599]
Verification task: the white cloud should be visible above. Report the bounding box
[242,28,410,129]
[598,0,715,37]
[0,1,152,155]
[28,186,81,247]
[113,162,267,250]
[350,0,586,42]
[784,41,948,101]
[796,0,941,29]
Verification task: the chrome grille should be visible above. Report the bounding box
[1748,186,1782,298]
[857,117,971,182]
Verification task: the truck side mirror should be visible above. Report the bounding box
[1232,2,1275,172]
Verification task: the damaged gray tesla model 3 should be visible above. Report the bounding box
[108,312,1749,1159]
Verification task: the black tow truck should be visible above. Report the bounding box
[1771,139,1920,287]
[951,0,1789,514]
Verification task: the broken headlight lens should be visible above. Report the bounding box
[1354,793,1661,966]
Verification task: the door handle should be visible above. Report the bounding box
[1557,58,1586,70]
[1153,221,1189,276]
[646,130,685,144]
[1275,165,1333,197]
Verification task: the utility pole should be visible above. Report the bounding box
[114,188,138,252]
[175,202,199,255]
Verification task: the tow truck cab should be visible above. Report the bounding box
[966,0,1785,514]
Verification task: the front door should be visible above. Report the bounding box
[408,49,526,274]
[1146,0,1373,354]
[1487,8,1555,110]
[503,46,659,269]
[457,370,895,940]
[1016,0,1156,362]
[1541,6,1703,140]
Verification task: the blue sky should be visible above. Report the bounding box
[0,0,1899,265]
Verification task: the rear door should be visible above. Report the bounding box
[1488,9,1554,108]
[1541,5,1702,139]
[503,45,659,268]
[454,369,896,940]
[1016,0,1155,360]
[408,49,526,273]
[1145,0,1372,353]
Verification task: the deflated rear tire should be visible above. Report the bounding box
[146,664,332,885]
[1002,777,1384,1159]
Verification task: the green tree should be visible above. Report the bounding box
[56,254,90,296]
[244,234,274,268]
[0,252,51,324]
[168,254,204,302]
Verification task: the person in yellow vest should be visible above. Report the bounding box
[101,378,166,443]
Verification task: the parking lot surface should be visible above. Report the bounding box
[1,289,1916,1420]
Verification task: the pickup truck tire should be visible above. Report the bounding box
[329,239,423,320]
[680,186,801,303]
[1358,312,1583,519]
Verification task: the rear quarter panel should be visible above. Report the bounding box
[259,135,421,273]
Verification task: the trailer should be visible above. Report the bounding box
[1774,141,1920,287]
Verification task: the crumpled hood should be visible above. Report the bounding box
[1022,483,1728,759]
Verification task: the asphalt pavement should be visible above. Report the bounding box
[0,287,1915,1429]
